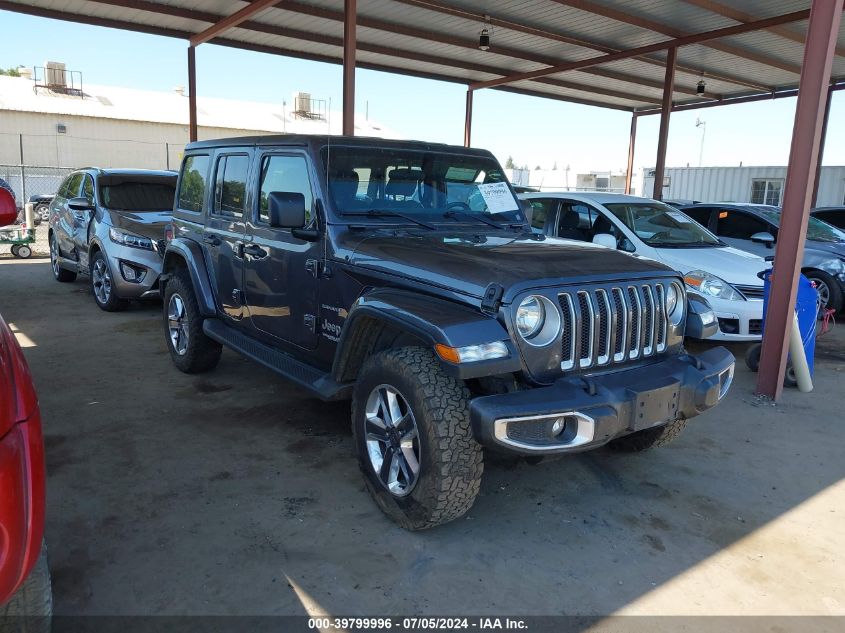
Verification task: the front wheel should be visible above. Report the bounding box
[0,541,52,632]
[90,251,127,312]
[163,270,222,373]
[804,269,843,313]
[351,347,483,530]
[16,245,32,259]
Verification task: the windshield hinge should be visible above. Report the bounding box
[481,283,505,314]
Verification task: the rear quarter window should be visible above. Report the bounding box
[177,154,210,213]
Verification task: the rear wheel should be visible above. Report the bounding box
[10,244,20,257]
[49,233,76,282]
[351,347,483,530]
[0,541,52,632]
[90,251,128,312]
[163,270,222,373]
[16,245,32,259]
[608,418,687,452]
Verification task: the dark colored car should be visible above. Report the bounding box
[811,207,845,231]
[681,203,845,311]
[161,135,734,530]
[0,312,51,622]
[48,168,177,311]
[28,195,55,222]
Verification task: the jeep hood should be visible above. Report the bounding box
[345,232,675,301]
[107,210,171,240]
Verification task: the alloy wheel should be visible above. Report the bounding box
[810,278,830,308]
[50,235,59,277]
[364,384,422,497]
[92,258,112,304]
[167,293,189,356]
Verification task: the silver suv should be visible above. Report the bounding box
[48,168,177,311]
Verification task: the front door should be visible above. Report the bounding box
[243,152,321,350]
[55,172,84,258]
[714,208,775,257]
[203,151,251,322]
[73,173,97,271]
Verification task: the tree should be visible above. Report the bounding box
[505,156,515,169]
[535,165,541,170]
[0,67,22,77]
[552,162,558,170]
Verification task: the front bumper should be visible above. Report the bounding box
[104,242,163,300]
[700,295,763,342]
[470,346,735,455]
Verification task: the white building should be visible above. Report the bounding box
[641,165,845,207]
[508,168,632,193]
[0,71,397,171]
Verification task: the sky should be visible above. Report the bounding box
[1,9,843,178]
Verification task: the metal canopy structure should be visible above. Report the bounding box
[2,0,844,401]
[2,0,843,112]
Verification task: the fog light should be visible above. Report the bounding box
[551,417,566,436]
[120,261,146,283]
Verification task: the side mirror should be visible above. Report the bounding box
[592,233,617,249]
[68,197,94,211]
[268,191,306,229]
[0,188,16,226]
[619,238,636,253]
[750,231,775,248]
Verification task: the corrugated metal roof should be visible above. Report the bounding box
[0,75,399,136]
[0,0,843,112]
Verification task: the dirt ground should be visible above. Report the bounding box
[1,256,843,617]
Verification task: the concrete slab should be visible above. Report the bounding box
[1,257,843,616]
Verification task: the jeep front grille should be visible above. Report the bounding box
[558,282,669,371]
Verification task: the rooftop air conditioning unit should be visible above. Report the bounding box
[44,61,67,88]
[294,92,311,115]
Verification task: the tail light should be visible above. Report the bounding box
[164,223,174,243]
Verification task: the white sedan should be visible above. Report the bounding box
[520,191,768,341]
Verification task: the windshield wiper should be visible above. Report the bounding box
[443,208,505,230]
[343,209,436,230]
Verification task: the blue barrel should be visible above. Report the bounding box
[761,270,817,377]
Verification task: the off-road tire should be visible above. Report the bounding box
[0,540,52,633]
[352,347,483,530]
[608,418,687,452]
[163,270,222,374]
[90,251,128,312]
[49,233,76,282]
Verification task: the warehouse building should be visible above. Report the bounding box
[641,165,845,206]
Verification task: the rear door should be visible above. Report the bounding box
[204,151,252,322]
[243,151,321,350]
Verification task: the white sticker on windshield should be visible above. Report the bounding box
[667,211,692,223]
[477,182,519,213]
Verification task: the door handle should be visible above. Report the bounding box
[203,234,221,247]
[242,244,268,259]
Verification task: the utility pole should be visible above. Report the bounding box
[695,117,707,167]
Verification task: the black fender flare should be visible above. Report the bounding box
[332,288,521,381]
[161,238,217,316]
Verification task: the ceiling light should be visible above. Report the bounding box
[697,79,706,95]
[479,27,491,51]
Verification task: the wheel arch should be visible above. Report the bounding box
[161,239,216,316]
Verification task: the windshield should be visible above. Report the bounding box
[320,146,523,223]
[99,180,176,212]
[603,202,721,246]
[755,208,845,243]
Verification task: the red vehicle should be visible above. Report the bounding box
[0,189,51,623]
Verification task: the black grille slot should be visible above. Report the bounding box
[559,295,574,369]
[642,285,655,355]
[507,419,551,445]
[628,287,640,355]
[655,285,667,350]
[612,288,625,358]
[578,292,592,363]
[736,284,765,300]
[749,319,763,335]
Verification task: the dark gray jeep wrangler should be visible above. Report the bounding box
[161,135,734,530]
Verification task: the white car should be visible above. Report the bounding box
[520,192,768,341]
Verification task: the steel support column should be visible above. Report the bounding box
[342,0,356,136]
[652,47,676,201]
[757,0,844,400]
[812,83,834,206]
[464,89,473,147]
[187,46,197,143]
[625,113,637,194]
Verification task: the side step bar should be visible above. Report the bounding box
[202,319,352,401]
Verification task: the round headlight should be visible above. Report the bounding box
[516,295,545,339]
[666,283,678,316]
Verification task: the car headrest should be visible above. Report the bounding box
[385,168,422,198]
[330,169,359,202]
[559,208,580,230]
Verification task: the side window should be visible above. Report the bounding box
[212,155,249,218]
[177,154,210,213]
[258,155,313,224]
[56,176,72,199]
[682,206,712,227]
[715,210,770,239]
[525,199,556,233]
[82,175,95,204]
